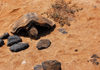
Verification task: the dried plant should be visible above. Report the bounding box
[43,0,83,27]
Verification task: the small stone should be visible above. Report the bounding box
[0,32,9,39]
[42,60,61,70]
[7,35,22,46]
[21,60,26,64]
[10,42,29,52]
[58,28,67,34]
[0,39,4,47]
[90,58,97,62]
[34,65,43,70]
[91,54,100,58]
[95,62,99,65]
[37,39,51,50]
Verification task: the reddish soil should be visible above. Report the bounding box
[0,0,100,70]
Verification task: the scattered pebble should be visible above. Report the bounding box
[37,39,51,50]
[0,32,9,39]
[10,42,29,52]
[21,60,26,64]
[34,65,43,70]
[58,28,67,34]
[89,54,100,65]
[90,58,97,62]
[0,39,4,47]
[42,60,61,70]
[95,62,99,65]
[7,35,22,46]
[91,54,100,58]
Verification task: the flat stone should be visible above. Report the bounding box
[37,39,51,50]
[0,39,4,47]
[10,42,29,52]
[91,54,100,58]
[42,60,61,70]
[0,32,9,39]
[34,65,43,70]
[58,28,67,34]
[7,35,22,46]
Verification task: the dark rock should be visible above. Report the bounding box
[90,58,97,62]
[0,32,9,39]
[91,54,100,58]
[10,42,29,52]
[37,39,51,50]
[90,58,99,65]
[58,28,67,34]
[7,35,22,46]
[95,62,99,65]
[34,65,43,70]
[0,39,4,47]
[42,60,61,70]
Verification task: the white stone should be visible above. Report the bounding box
[21,60,26,64]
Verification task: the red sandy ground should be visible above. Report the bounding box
[0,0,100,70]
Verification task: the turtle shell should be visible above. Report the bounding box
[11,13,55,34]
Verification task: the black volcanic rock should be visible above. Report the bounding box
[7,35,22,46]
[10,42,29,52]
[42,60,61,70]
[0,32,9,39]
[37,39,51,50]
[0,39,4,47]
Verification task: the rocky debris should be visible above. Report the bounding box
[89,58,99,65]
[0,32,9,39]
[10,42,29,52]
[7,35,22,46]
[91,54,100,58]
[0,39,4,47]
[34,65,43,70]
[11,13,55,39]
[88,54,100,65]
[36,39,51,50]
[58,28,67,34]
[42,60,61,70]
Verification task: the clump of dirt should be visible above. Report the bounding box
[43,0,83,27]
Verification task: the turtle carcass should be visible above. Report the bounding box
[11,13,55,39]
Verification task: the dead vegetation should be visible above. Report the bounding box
[42,0,83,27]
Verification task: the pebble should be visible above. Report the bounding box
[10,42,29,52]
[7,35,22,46]
[0,39,4,47]
[36,39,51,50]
[58,28,67,34]
[0,32,9,39]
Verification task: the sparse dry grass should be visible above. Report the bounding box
[43,0,83,27]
